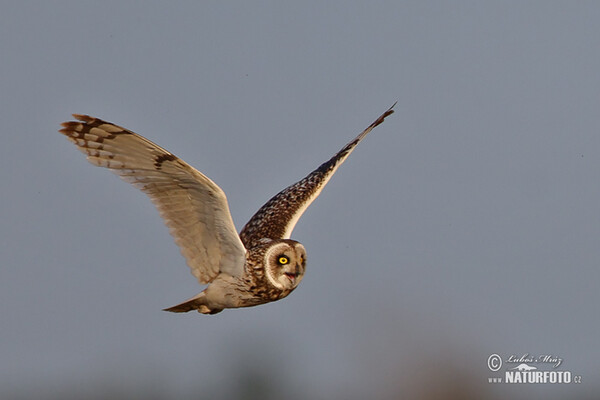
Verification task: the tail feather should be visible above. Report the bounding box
[162,293,222,314]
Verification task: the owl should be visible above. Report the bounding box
[59,104,394,314]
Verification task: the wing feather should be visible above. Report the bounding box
[239,103,395,248]
[59,115,246,284]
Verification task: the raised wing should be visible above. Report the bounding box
[59,115,246,284]
[239,103,395,249]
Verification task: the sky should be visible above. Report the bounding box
[1,1,599,399]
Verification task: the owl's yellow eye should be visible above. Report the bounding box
[278,256,289,265]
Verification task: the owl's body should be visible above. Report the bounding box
[167,240,306,314]
[59,105,394,314]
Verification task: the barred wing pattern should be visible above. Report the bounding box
[59,115,246,284]
[239,103,395,249]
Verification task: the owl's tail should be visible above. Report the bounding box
[163,293,222,314]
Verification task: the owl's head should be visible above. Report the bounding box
[263,240,307,291]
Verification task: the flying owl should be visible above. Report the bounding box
[59,104,394,314]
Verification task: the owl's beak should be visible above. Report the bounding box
[285,271,299,283]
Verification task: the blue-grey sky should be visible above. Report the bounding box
[2,2,599,398]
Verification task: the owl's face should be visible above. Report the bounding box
[263,240,306,291]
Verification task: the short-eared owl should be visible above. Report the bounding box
[59,105,394,314]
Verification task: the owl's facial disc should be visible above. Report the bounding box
[264,241,306,290]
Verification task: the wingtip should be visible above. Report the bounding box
[370,101,397,129]
[71,113,93,122]
[59,114,93,133]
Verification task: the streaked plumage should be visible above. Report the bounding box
[58,104,394,314]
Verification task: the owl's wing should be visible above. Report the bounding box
[239,103,395,248]
[59,115,246,284]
